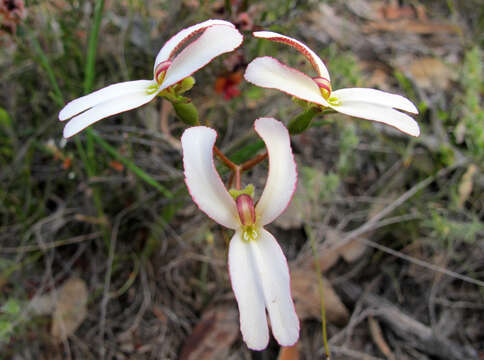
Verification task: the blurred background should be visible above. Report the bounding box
[0,0,483,359]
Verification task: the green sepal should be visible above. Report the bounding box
[174,76,196,95]
[172,100,199,126]
[288,107,321,135]
[229,184,255,200]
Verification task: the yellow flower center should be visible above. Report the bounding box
[328,96,341,106]
[313,76,332,100]
[154,60,172,86]
[236,194,259,242]
[242,224,259,242]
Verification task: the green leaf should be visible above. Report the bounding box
[175,76,196,95]
[2,299,20,315]
[0,108,12,129]
[228,140,265,164]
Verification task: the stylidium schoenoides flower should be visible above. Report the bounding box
[59,19,243,138]
[181,117,299,350]
[244,31,420,137]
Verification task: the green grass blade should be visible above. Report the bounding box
[89,130,173,198]
[84,0,105,94]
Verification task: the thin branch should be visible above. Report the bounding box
[213,146,237,170]
[241,152,268,171]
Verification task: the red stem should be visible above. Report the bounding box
[213,146,268,190]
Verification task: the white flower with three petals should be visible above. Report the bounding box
[244,31,420,137]
[59,19,243,138]
[181,117,299,350]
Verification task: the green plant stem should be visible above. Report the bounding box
[306,225,331,359]
[90,130,173,197]
[288,107,321,135]
[84,0,105,94]
[83,0,105,173]
[29,34,63,106]
[81,0,109,246]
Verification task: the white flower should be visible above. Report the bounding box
[244,31,420,136]
[181,117,299,350]
[59,19,243,138]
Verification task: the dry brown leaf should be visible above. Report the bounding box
[278,343,300,360]
[406,57,456,90]
[339,238,367,263]
[458,164,477,208]
[290,268,349,325]
[51,277,88,342]
[179,304,239,360]
[368,316,396,360]
[366,67,391,91]
[293,229,367,274]
[379,3,415,20]
[363,20,460,34]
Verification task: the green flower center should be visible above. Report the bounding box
[242,225,259,242]
[146,83,159,95]
[313,76,332,100]
[328,96,341,106]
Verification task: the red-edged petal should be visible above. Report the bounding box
[253,228,299,346]
[253,30,330,80]
[244,57,329,107]
[59,80,156,121]
[254,118,297,226]
[160,25,242,90]
[332,88,418,114]
[181,126,239,229]
[229,230,269,350]
[62,84,158,138]
[330,101,420,136]
[153,19,237,74]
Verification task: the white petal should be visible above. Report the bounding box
[160,25,243,90]
[253,31,330,80]
[63,88,157,138]
[332,88,418,114]
[331,101,420,136]
[154,20,237,73]
[244,57,329,107]
[181,126,239,229]
[229,231,269,350]
[255,118,297,226]
[251,229,299,346]
[59,80,156,121]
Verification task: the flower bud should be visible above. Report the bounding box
[172,101,199,126]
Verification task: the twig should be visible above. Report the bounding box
[359,237,484,287]
[0,232,101,253]
[334,160,468,254]
[368,316,396,360]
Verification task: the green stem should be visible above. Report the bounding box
[306,225,331,359]
[82,0,109,246]
[287,107,321,135]
[83,0,105,173]
[89,130,173,198]
[29,33,63,106]
[84,0,105,94]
